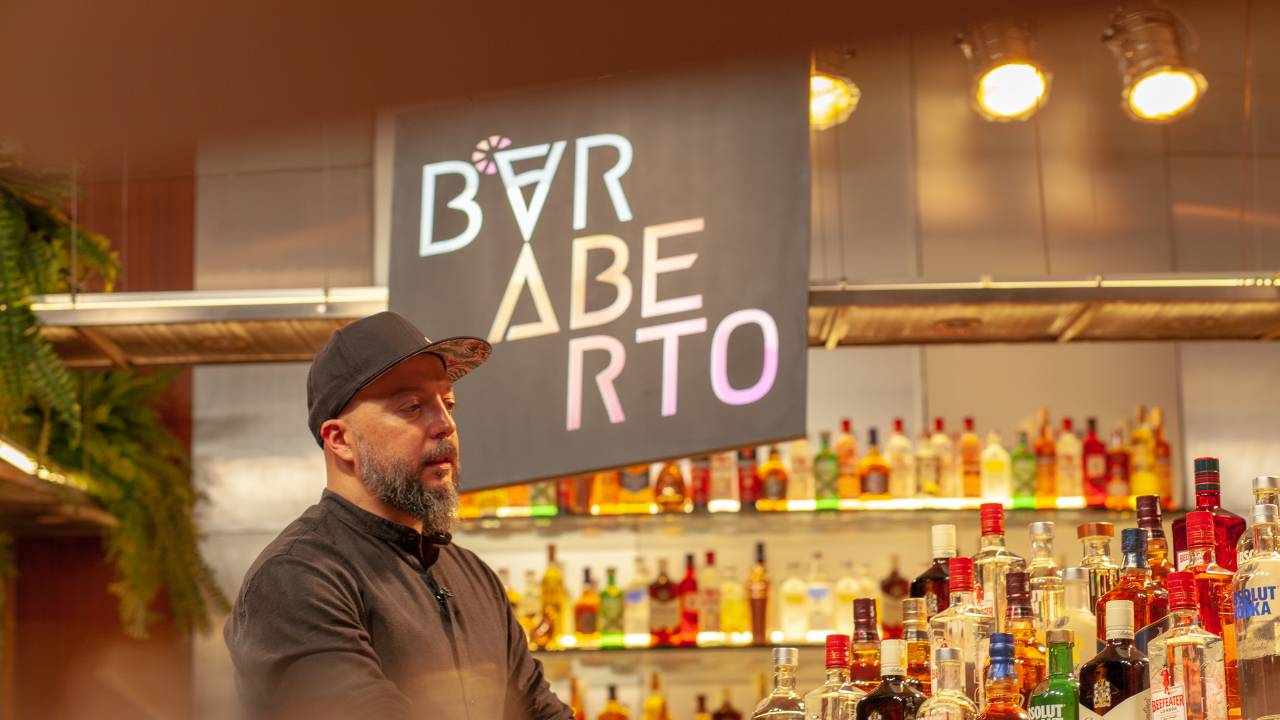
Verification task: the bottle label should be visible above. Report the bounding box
[620,468,649,493]
[599,598,624,633]
[650,597,678,630]
[699,588,721,631]
[624,588,646,605]
[1233,584,1277,621]
[862,471,888,495]
[1149,686,1188,720]
[1175,550,1190,571]
[1080,688,1150,720]
[1030,704,1068,720]
[762,471,787,500]
[814,457,839,496]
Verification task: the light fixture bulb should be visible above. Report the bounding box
[977,62,1048,120]
[810,73,860,131]
[1127,68,1204,121]
[1104,5,1207,124]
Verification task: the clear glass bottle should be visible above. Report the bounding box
[981,432,1013,506]
[1147,571,1226,720]
[1051,567,1097,670]
[929,557,996,705]
[1232,503,1280,720]
[903,597,932,695]
[917,648,979,720]
[931,418,960,498]
[1237,476,1280,562]
[644,672,673,720]
[979,633,1030,720]
[836,560,860,636]
[1078,600,1150,720]
[975,503,1027,632]
[624,557,653,645]
[781,562,809,642]
[1029,629,1080,720]
[721,564,750,641]
[789,438,816,505]
[851,598,882,693]
[808,552,836,637]
[886,418,916,500]
[804,634,866,720]
[1028,521,1064,632]
[700,551,723,642]
[912,524,956,619]
[753,647,806,719]
[1076,522,1119,608]
[1055,417,1084,500]
[517,568,542,643]
[855,640,927,720]
[916,428,941,498]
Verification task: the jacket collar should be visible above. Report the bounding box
[321,489,452,566]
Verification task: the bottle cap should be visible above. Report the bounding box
[1186,510,1217,549]
[608,685,618,700]
[1121,527,1147,557]
[894,417,905,433]
[1166,571,1197,610]
[756,542,766,564]
[1105,600,1135,639]
[931,524,958,558]
[1135,495,1163,529]
[772,647,799,666]
[853,598,878,627]
[964,416,975,432]
[1063,417,1074,432]
[990,632,1015,659]
[824,633,851,669]
[1255,475,1280,492]
[1194,457,1221,492]
[903,598,927,624]
[842,418,852,434]
[706,551,716,565]
[1077,521,1115,540]
[1029,520,1055,538]
[1045,628,1073,645]
[1254,503,1279,525]
[820,430,832,445]
[868,427,880,446]
[980,503,1005,536]
[934,417,945,432]
[934,647,962,664]
[879,639,906,676]
[1062,566,1087,582]
[583,568,593,584]
[686,553,695,567]
[948,557,975,591]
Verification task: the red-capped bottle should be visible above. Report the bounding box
[1082,417,1108,509]
[974,502,1027,633]
[1171,457,1246,571]
[678,553,699,646]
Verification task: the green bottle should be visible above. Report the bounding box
[1029,628,1079,720]
[1011,431,1037,510]
[814,431,840,511]
[599,567,625,649]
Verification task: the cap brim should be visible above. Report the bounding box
[421,336,492,381]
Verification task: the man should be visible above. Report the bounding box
[224,311,571,720]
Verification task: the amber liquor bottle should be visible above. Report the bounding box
[850,597,883,693]
[649,558,680,647]
[1135,495,1174,586]
[912,524,956,618]
[1078,600,1150,720]
[1003,571,1047,707]
[979,633,1030,720]
[903,597,933,695]
[1094,529,1152,643]
[856,639,926,720]
[748,542,771,645]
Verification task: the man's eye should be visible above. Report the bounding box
[444,401,457,412]
[402,403,421,413]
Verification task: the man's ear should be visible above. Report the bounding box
[321,418,357,464]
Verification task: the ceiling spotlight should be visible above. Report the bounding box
[1104,4,1207,123]
[957,20,1050,122]
[810,46,860,131]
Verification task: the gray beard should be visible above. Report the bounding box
[352,437,459,537]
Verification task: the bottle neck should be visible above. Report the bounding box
[1121,550,1146,571]
[949,588,976,607]
[1196,487,1222,510]
[1031,535,1054,560]
[1081,537,1113,562]
[1187,543,1217,567]
[933,552,956,564]
[1007,609,1036,628]
[980,532,1007,550]
[772,665,797,692]
[1169,607,1201,628]
[986,677,1023,706]
[1254,523,1279,553]
[825,667,851,684]
[853,623,879,643]
[936,661,965,694]
[1048,643,1074,677]
[1106,635,1135,649]
[1257,490,1280,508]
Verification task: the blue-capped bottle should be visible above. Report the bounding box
[979,633,1030,720]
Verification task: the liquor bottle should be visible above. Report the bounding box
[1182,510,1235,637]
[624,557,653,645]
[655,461,689,513]
[836,561,860,636]
[808,553,836,636]
[856,640,927,720]
[881,557,912,639]
[932,418,960,498]
[1003,571,1048,707]
[506,482,531,512]
[650,558,680,647]
[979,633,1030,720]
[1237,475,1280,562]
[690,455,711,512]
[644,672,673,720]
[542,544,569,648]
[517,569,542,642]
[758,447,790,512]
[1234,503,1280,720]
[858,428,891,499]
[912,524,956,618]
[1078,601,1150,720]
[590,470,622,515]
[599,685,630,720]
[1103,430,1130,512]
[903,597,933,695]
[1056,417,1084,500]
[618,465,655,514]
[975,503,1028,631]
[1149,408,1174,511]
[530,479,558,516]
[804,633,866,720]
[1028,521,1064,631]
[575,568,602,647]
[851,598,883,693]
[837,419,861,500]
[679,553,700,646]
[1033,414,1057,510]
[714,688,744,720]
[1147,571,1226,720]
[917,428,941,498]
[700,551,723,641]
[722,564,751,640]
[709,450,740,510]
[1029,629,1080,720]
[1136,495,1175,586]
[1081,419,1108,510]
[781,562,809,642]
[1094,530,1152,644]
[928,557,996,703]
[749,542,772,645]
[958,417,983,498]
[739,448,762,511]
[556,477,580,515]
[571,676,587,720]
[1011,432,1038,511]
[1077,522,1119,608]
[696,696,713,720]
[1172,457,1246,572]
[790,438,817,505]
[886,418,916,500]
[753,647,805,720]
[981,432,1013,506]
[600,566,625,649]
[1052,567,1099,669]
[499,567,519,610]
[1128,407,1158,503]
[815,431,841,511]
[918,647,979,720]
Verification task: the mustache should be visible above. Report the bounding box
[421,443,458,466]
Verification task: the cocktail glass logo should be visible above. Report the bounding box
[419,134,780,432]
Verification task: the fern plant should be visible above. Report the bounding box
[0,159,226,636]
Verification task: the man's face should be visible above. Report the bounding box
[335,353,461,534]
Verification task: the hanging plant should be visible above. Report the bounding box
[0,159,226,636]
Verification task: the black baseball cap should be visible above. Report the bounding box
[306,311,491,446]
